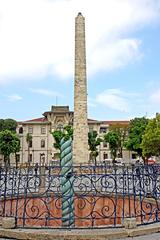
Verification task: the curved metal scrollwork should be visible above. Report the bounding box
[0,164,160,228]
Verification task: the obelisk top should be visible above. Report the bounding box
[76,12,84,18]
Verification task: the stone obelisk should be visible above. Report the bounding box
[73,13,88,164]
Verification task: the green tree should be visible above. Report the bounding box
[0,119,17,133]
[52,130,65,151]
[3,119,17,132]
[26,133,32,163]
[63,125,73,141]
[0,119,4,132]
[109,123,129,158]
[124,117,148,157]
[51,125,73,158]
[88,131,103,165]
[104,131,120,163]
[141,114,160,158]
[0,130,20,166]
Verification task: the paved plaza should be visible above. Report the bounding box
[120,232,160,240]
[1,232,160,240]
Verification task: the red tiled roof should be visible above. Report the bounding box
[18,117,129,125]
[24,117,48,123]
[101,120,129,125]
[23,117,99,123]
[87,118,99,123]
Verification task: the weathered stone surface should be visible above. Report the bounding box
[0,217,2,226]
[38,165,46,193]
[2,217,16,229]
[73,13,89,164]
[0,228,128,240]
[123,217,137,229]
[127,223,160,237]
[0,225,160,240]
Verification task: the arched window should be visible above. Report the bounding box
[41,139,45,148]
[57,124,63,131]
[19,127,23,134]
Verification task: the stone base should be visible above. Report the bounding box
[123,217,137,229]
[2,217,16,229]
[38,187,46,194]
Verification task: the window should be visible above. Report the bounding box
[29,154,32,162]
[132,153,137,159]
[57,124,63,131]
[16,154,20,162]
[28,127,33,134]
[19,127,23,134]
[103,153,108,160]
[100,127,107,133]
[41,127,46,134]
[41,139,45,148]
[103,142,108,148]
[29,140,32,148]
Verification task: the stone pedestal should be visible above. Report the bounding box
[38,165,46,194]
[2,217,16,229]
[123,217,137,229]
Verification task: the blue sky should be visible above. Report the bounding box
[0,0,160,121]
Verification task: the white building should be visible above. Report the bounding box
[8,105,134,166]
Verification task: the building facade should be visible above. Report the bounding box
[7,105,134,166]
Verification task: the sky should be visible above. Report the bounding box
[0,0,160,121]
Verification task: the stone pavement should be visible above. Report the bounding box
[123,232,160,239]
[1,233,160,239]
[0,223,160,240]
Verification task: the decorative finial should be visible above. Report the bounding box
[78,12,82,16]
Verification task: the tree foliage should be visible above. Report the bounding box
[51,125,73,151]
[141,114,160,157]
[88,131,103,163]
[124,117,149,157]
[0,119,17,132]
[104,131,120,162]
[0,119,4,132]
[0,130,20,166]
[109,123,129,158]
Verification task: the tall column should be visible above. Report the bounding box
[73,13,88,164]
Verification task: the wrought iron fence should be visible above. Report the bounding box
[0,164,160,228]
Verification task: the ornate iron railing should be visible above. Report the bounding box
[0,164,160,228]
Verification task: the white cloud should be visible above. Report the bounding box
[150,88,160,104]
[30,88,62,97]
[96,89,129,112]
[0,0,159,84]
[88,39,142,74]
[7,94,22,102]
[88,97,97,107]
